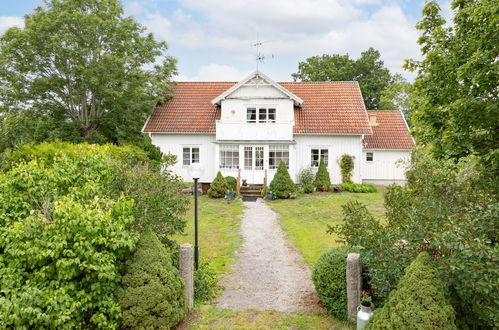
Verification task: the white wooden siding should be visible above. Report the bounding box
[361,150,411,185]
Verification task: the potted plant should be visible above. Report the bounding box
[226,189,235,199]
[360,290,373,308]
[242,179,247,186]
[267,190,273,200]
[358,290,374,329]
[321,185,328,192]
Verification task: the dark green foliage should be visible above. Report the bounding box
[302,183,315,194]
[312,245,361,320]
[0,0,176,155]
[292,48,392,109]
[339,154,354,183]
[339,182,377,193]
[194,262,219,303]
[366,252,456,329]
[329,151,498,327]
[225,176,237,191]
[298,167,315,185]
[116,227,186,329]
[208,171,228,198]
[314,158,331,191]
[269,160,297,199]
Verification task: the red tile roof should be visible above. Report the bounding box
[363,110,415,149]
[143,81,372,134]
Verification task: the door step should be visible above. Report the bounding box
[240,185,263,198]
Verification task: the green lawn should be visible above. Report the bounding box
[171,196,244,275]
[182,305,352,330]
[267,188,386,266]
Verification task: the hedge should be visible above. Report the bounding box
[340,182,377,193]
[312,245,361,320]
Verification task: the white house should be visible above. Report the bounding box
[142,71,414,186]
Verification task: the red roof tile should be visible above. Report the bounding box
[143,81,372,134]
[363,110,415,149]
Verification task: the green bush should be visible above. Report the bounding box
[302,183,315,194]
[314,158,331,191]
[116,227,186,329]
[339,154,354,183]
[312,245,361,320]
[269,160,297,199]
[225,176,237,191]
[208,171,228,198]
[339,182,377,193]
[366,252,456,329]
[298,167,315,185]
[329,151,498,327]
[194,262,219,303]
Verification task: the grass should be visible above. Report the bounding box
[181,305,353,329]
[267,188,386,266]
[171,195,244,275]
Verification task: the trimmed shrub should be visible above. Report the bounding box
[340,182,377,193]
[225,176,237,191]
[269,160,297,199]
[298,167,314,185]
[302,183,315,194]
[312,245,361,320]
[208,171,228,198]
[366,252,456,329]
[116,227,186,329]
[314,158,331,191]
[339,154,354,183]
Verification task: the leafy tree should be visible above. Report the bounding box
[366,252,456,330]
[0,0,176,157]
[314,158,331,190]
[405,0,499,170]
[116,227,186,329]
[379,74,415,124]
[269,160,296,199]
[208,171,228,198]
[292,48,392,109]
[329,150,498,327]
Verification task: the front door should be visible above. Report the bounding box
[243,146,265,184]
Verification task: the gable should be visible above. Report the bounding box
[211,71,303,105]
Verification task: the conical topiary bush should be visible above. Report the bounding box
[314,158,331,191]
[269,160,296,199]
[208,171,228,198]
[116,227,186,329]
[366,252,456,329]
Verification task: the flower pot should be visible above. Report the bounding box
[267,193,273,200]
[357,303,374,330]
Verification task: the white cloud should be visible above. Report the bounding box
[176,64,250,81]
[0,16,24,35]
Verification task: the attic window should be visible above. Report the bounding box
[247,108,256,123]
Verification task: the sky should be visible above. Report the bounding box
[0,0,452,82]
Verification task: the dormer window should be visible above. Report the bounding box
[247,107,276,123]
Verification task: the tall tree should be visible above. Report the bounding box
[405,0,498,168]
[379,73,415,124]
[292,48,392,109]
[0,0,176,155]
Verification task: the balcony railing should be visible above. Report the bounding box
[216,120,293,141]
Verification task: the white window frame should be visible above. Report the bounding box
[247,108,257,123]
[366,152,374,162]
[269,145,289,169]
[183,146,200,166]
[219,144,240,169]
[311,148,329,167]
[247,107,276,123]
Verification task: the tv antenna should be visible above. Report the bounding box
[253,36,274,71]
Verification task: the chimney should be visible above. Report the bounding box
[369,114,378,126]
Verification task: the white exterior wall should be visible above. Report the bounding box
[361,149,411,185]
[294,135,364,184]
[149,133,216,183]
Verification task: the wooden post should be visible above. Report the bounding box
[264,169,268,195]
[236,169,241,195]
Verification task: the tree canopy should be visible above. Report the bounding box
[292,48,392,109]
[0,0,176,157]
[405,0,498,169]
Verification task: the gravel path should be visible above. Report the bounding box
[215,199,320,312]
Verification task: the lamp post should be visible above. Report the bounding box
[188,163,204,270]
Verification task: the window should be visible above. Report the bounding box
[247,108,256,123]
[220,145,239,169]
[269,145,289,169]
[244,146,253,170]
[366,152,373,162]
[255,146,264,170]
[311,149,328,167]
[183,147,199,166]
[247,107,276,123]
